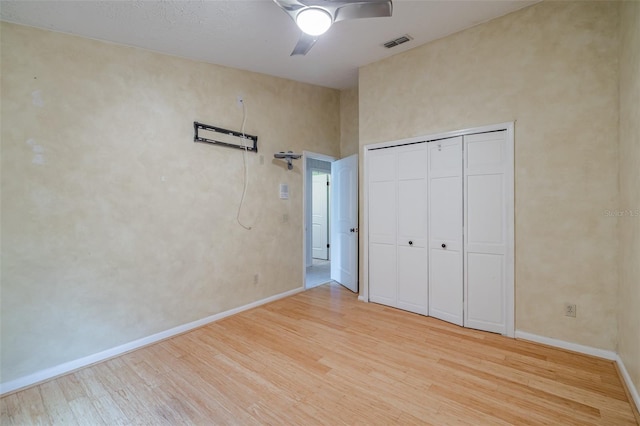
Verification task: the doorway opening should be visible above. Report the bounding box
[305,156,333,288]
[303,151,359,292]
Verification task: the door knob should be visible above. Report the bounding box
[409,241,413,246]
[350,228,355,233]
[441,243,447,248]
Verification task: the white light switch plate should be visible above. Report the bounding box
[279,183,289,199]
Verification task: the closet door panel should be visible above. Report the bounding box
[397,245,428,314]
[369,150,396,181]
[428,176,462,251]
[369,243,396,306]
[398,179,427,248]
[428,137,463,326]
[396,144,428,314]
[398,147,427,180]
[466,174,504,248]
[368,149,397,307]
[368,150,396,246]
[397,179,428,313]
[369,181,396,245]
[467,253,504,325]
[429,249,463,325]
[464,130,511,334]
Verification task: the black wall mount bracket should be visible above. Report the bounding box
[193,121,258,153]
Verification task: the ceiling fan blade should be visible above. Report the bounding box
[333,0,393,22]
[274,0,392,57]
[291,32,318,56]
[273,0,306,20]
[275,0,392,22]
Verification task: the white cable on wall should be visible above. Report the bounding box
[236,99,252,230]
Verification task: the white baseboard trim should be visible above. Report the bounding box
[0,286,305,396]
[616,354,640,416]
[514,330,617,360]
[357,295,367,302]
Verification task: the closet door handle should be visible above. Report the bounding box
[441,243,447,249]
[408,241,413,246]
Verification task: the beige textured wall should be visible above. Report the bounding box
[618,0,640,398]
[0,22,339,383]
[340,87,359,157]
[360,1,619,350]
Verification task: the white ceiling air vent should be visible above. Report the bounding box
[383,34,413,49]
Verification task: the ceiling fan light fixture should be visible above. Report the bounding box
[296,8,332,36]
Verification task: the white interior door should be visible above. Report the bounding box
[428,137,463,326]
[331,154,358,292]
[464,130,513,334]
[311,173,329,260]
[396,144,428,315]
[368,149,397,305]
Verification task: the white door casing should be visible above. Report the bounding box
[312,173,329,260]
[331,154,358,293]
[428,136,464,326]
[303,151,336,287]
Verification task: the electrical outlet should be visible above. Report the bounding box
[253,274,259,285]
[564,303,577,317]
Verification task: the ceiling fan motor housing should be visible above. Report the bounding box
[274,0,393,56]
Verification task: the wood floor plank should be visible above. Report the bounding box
[15,387,48,425]
[160,368,248,425]
[39,380,78,425]
[67,396,105,425]
[2,283,637,425]
[54,374,87,403]
[1,393,29,426]
[90,394,129,426]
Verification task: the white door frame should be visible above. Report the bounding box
[363,122,515,337]
[303,151,336,289]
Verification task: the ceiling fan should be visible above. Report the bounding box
[273,0,393,56]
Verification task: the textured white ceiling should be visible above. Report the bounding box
[0,0,537,89]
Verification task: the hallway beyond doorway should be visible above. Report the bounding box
[306,259,331,288]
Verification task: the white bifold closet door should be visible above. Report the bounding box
[464,131,511,334]
[368,149,397,307]
[396,145,428,314]
[427,137,464,326]
[367,128,512,336]
[368,144,428,315]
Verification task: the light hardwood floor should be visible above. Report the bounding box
[2,283,638,425]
